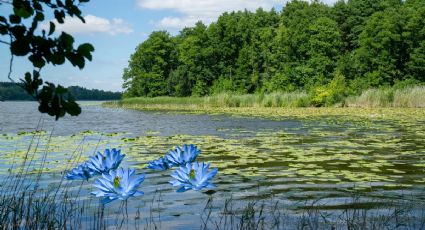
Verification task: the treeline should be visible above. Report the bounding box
[123,0,425,101]
[0,82,122,101]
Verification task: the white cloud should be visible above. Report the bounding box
[137,0,338,30]
[156,16,200,29]
[46,15,134,35]
[138,0,281,29]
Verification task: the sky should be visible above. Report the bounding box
[1,0,338,92]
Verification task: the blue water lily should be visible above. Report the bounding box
[86,148,125,174]
[165,144,200,167]
[65,163,96,180]
[169,162,218,193]
[92,168,145,204]
[146,157,171,171]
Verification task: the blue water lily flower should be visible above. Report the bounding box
[65,163,96,180]
[146,157,171,171]
[165,144,200,167]
[169,162,218,192]
[92,168,145,204]
[86,148,125,174]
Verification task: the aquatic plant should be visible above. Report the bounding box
[170,162,218,192]
[86,148,125,174]
[165,144,200,167]
[65,163,97,180]
[146,157,171,171]
[92,168,145,204]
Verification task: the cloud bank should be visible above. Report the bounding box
[137,0,338,30]
[138,0,282,29]
[46,15,133,35]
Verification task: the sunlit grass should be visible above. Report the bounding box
[346,85,425,108]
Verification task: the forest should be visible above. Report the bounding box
[122,0,425,104]
[0,82,122,101]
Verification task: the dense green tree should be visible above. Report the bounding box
[123,31,176,97]
[123,0,425,98]
[353,7,408,87]
[306,16,343,86]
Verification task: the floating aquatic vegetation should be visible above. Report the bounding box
[169,162,218,192]
[92,168,145,204]
[165,144,200,167]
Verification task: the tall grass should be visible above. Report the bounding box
[346,85,425,108]
[201,197,425,230]
[113,91,310,109]
[0,127,161,230]
[109,85,425,110]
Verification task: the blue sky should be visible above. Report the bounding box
[1,0,337,92]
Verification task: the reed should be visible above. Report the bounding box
[116,91,310,109]
[346,85,425,108]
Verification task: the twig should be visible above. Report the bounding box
[0,40,10,45]
[7,35,15,83]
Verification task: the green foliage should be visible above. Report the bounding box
[211,77,234,94]
[1,0,94,119]
[310,73,348,107]
[123,31,176,97]
[123,0,425,102]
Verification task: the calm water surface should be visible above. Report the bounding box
[1,101,425,229]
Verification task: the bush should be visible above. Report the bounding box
[310,74,348,107]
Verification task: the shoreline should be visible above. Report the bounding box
[104,101,425,122]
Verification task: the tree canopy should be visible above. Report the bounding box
[123,0,425,98]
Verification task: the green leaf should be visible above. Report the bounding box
[48,22,55,36]
[9,15,21,24]
[77,43,94,60]
[67,53,85,69]
[29,54,46,68]
[54,10,65,24]
[11,39,30,56]
[50,53,65,65]
[13,1,33,19]
[59,32,74,48]
[35,12,44,22]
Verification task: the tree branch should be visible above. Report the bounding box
[7,35,15,83]
[0,40,10,45]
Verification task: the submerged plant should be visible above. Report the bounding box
[170,162,218,192]
[165,144,200,167]
[65,163,96,180]
[146,157,171,171]
[92,168,145,204]
[86,148,125,174]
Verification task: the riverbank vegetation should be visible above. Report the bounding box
[122,0,425,104]
[113,85,425,111]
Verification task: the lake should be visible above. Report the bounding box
[1,101,425,229]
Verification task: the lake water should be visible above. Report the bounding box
[1,101,425,229]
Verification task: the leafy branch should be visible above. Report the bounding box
[1,0,94,119]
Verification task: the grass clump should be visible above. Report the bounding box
[346,85,425,108]
[117,91,311,109]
